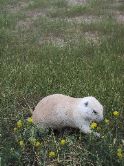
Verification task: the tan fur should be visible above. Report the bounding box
[33,94,77,128]
[32,94,103,136]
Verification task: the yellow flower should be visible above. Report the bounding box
[19,140,24,147]
[117,148,122,153]
[117,148,123,159]
[113,111,119,117]
[49,151,56,158]
[14,127,17,132]
[17,120,23,128]
[35,141,41,148]
[60,139,66,145]
[117,152,123,159]
[104,118,109,124]
[90,122,97,129]
[27,117,33,123]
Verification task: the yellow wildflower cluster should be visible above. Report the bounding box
[30,138,41,148]
[19,140,24,147]
[113,111,119,117]
[49,151,56,158]
[17,120,23,128]
[104,118,109,125]
[60,139,66,146]
[35,141,41,148]
[90,122,97,129]
[117,148,123,159]
[27,117,33,123]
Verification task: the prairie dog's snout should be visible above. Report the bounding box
[33,94,104,137]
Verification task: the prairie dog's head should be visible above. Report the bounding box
[81,96,104,122]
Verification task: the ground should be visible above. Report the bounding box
[0,0,124,165]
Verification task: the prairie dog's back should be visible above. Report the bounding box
[32,94,76,128]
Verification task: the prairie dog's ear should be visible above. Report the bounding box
[84,102,88,107]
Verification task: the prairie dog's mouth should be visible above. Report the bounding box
[96,117,104,122]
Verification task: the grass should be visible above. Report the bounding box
[0,0,124,165]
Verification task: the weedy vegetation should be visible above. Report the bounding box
[0,0,124,165]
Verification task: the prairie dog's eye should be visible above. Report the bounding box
[84,102,88,107]
[93,110,97,114]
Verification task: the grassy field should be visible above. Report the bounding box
[0,0,124,165]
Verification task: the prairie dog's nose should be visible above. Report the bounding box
[97,115,104,122]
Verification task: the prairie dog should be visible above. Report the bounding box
[33,94,104,137]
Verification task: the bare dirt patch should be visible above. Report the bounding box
[71,31,101,44]
[7,1,30,13]
[109,0,124,24]
[83,31,101,44]
[16,18,33,30]
[15,8,54,31]
[66,15,102,24]
[39,35,66,47]
[110,0,123,8]
[110,9,124,24]
[26,10,46,18]
[38,30,101,48]
[68,0,87,6]
[114,11,124,24]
